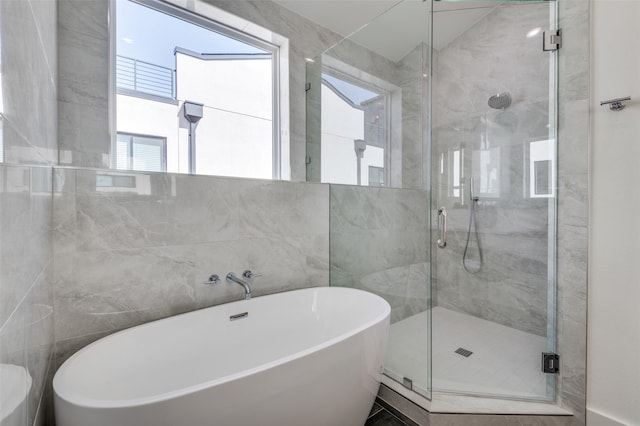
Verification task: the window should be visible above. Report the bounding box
[116,133,166,172]
[113,0,288,179]
[369,166,385,187]
[96,174,137,188]
[527,139,555,198]
[473,146,501,198]
[450,148,461,198]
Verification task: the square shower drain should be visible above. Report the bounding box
[455,347,473,357]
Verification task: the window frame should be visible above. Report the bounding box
[109,0,288,180]
[116,131,168,172]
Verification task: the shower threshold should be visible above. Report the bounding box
[382,307,572,416]
[380,378,571,415]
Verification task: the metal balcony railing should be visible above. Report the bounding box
[116,55,175,99]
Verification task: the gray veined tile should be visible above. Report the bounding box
[330,185,428,234]
[52,168,78,256]
[0,165,52,327]
[0,290,28,426]
[192,233,329,309]
[0,0,57,165]
[54,246,198,341]
[24,270,54,426]
[58,0,109,41]
[237,179,329,239]
[72,171,242,250]
[58,100,110,168]
[58,26,109,108]
[27,0,58,85]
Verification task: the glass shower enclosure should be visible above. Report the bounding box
[306,0,558,406]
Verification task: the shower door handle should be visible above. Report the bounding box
[437,207,447,249]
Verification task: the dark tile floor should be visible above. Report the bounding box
[364,402,412,426]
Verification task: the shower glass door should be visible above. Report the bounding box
[306,0,434,401]
[308,0,558,405]
[430,0,558,401]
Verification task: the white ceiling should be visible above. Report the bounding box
[274,0,502,61]
[274,0,402,39]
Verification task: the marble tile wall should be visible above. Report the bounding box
[57,0,110,168]
[432,2,552,336]
[0,0,57,425]
[0,0,58,166]
[556,1,589,423]
[52,168,329,361]
[0,166,54,426]
[329,185,429,323]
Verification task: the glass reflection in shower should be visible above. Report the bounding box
[320,72,389,186]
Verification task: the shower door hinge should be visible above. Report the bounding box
[542,352,560,374]
[543,30,562,51]
[305,82,311,92]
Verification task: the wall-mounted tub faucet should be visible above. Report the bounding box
[226,272,254,300]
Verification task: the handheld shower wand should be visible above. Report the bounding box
[463,177,483,273]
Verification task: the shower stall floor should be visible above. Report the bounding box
[384,306,549,401]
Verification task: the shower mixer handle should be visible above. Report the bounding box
[437,207,447,249]
[242,270,262,280]
[203,274,221,285]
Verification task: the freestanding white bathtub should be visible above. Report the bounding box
[53,287,390,426]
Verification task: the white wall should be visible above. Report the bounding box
[116,94,181,172]
[321,84,364,185]
[320,84,384,185]
[588,1,640,425]
[177,53,272,120]
[176,53,274,179]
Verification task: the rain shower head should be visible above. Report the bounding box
[488,92,512,110]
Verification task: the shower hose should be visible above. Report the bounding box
[462,193,483,274]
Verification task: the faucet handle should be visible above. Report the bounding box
[203,274,221,285]
[242,270,262,280]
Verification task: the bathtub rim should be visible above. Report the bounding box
[54,286,390,409]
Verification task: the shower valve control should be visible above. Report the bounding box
[242,270,262,280]
[542,352,560,374]
[203,274,221,285]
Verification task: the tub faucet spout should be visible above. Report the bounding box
[226,272,252,300]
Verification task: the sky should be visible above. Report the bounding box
[116,0,268,69]
[322,74,380,106]
[116,0,380,106]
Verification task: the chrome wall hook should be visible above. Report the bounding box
[600,96,631,111]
